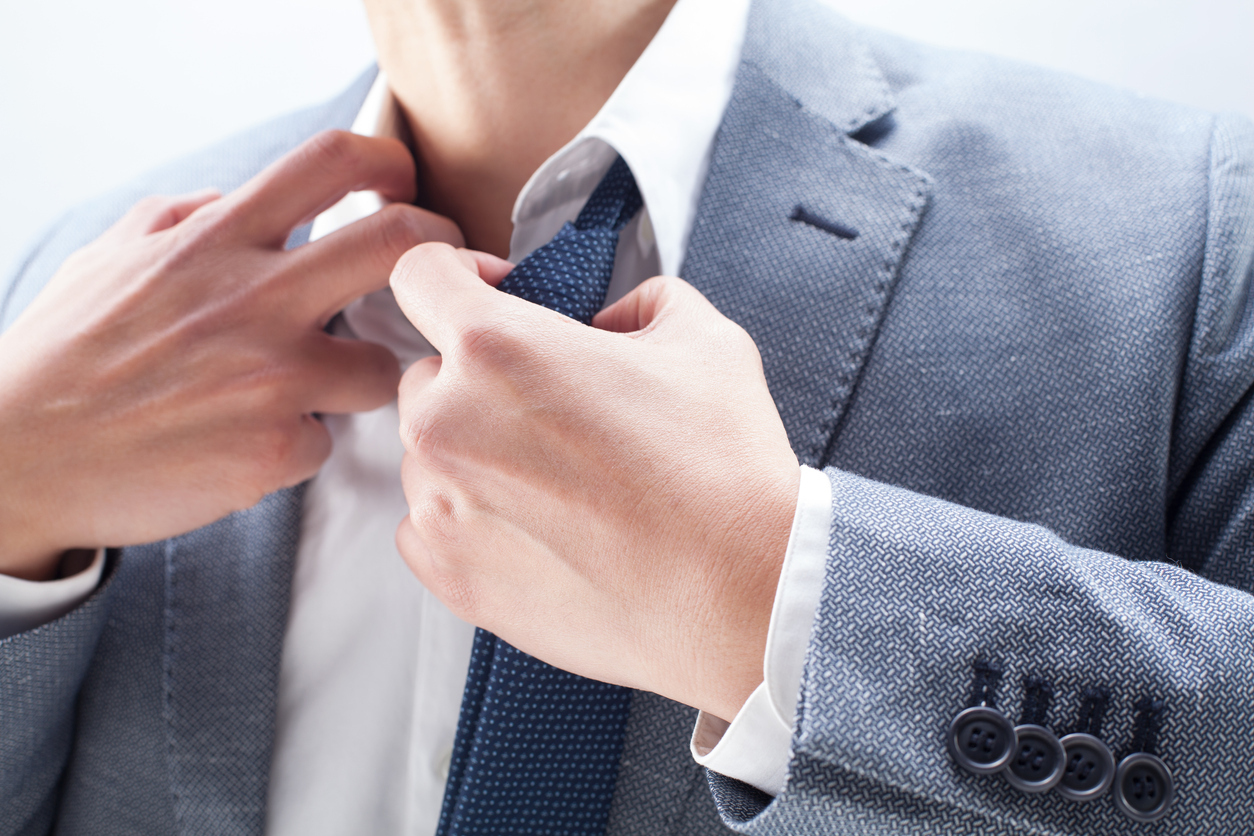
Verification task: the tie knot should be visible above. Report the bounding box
[497,155,643,325]
[571,156,643,233]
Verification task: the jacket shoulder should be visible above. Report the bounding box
[858,22,1229,162]
[1,68,376,329]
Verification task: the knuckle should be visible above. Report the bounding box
[729,330,765,375]
[58,246,96,274]
[399,400,438,454]
[456,315,519,368]
[375,204,430,256]
[158,224,216,266]
[401,411,458,475]
[122,194,179,232]
[151,226,235,284]
[307,129,363,174]
[409,486,460,549]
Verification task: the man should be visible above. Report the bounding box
[1,0,1252,834]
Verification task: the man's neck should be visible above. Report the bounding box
[362,0,678,257]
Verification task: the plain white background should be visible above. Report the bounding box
[1,0,1251,276]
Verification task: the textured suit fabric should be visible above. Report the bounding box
[2,0,1253,834]
[0,73,372,836]
[676,1,1254,833]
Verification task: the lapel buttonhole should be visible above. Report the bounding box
[789,204,859,240]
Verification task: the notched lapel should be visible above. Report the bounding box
[682,6,932,467]
[163,485,305,835]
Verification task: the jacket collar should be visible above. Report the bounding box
[742,0,896,135]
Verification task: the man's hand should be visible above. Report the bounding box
[0,131,461,581]
[391,244,800,722]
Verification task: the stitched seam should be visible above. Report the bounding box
[1072,686,1112,738]
[968,659,1004,709]
[1018,676,1054,727]
[817,134,932,469]
[161,537,186,830]
[1128,697,1167,757]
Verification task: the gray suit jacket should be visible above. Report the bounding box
[3,0,1252,833]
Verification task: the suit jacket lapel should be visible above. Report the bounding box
[612,3,934,828]
[159,71,376,836]
[163,485,305,834]
[682,0,933,468]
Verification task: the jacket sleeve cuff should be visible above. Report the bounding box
[0,548,106,640]
[690,465,833,795]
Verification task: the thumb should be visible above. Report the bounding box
[454,249,516,288]
[593,275,710,336]
[391,242,503,355]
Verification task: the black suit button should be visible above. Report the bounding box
[1057,732,1116,801]
[947,706,1015,775]
[1003,724,1065,793]
[1113,753,1175,822]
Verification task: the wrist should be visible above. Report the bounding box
[0,389,80,580]
[0,482,74,581]
[696,459,801,723]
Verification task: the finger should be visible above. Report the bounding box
[456,249,515,288]
[389,242,511,355]
[289,203,464,323]
[397,355,443,419]
[106,189,222,240]
[159,189,223,229]
[396,514,427,569]
[275,414,334,488]
[300,336,402,415]
[395,469,478,621]
[226,131,418,246]
[397,356,444,455]
[592,275,707,334]
[395,514,445,593]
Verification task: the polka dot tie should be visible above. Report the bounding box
[436,156,643,836]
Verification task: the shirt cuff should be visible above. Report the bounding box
[690,465,833,796]
[0,548,107,640]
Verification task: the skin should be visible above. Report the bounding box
[0,133,461,579]
[0,0,799,722]
[392,247,799,721]
[362,0,679,257]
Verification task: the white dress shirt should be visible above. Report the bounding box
[0,0,835,828]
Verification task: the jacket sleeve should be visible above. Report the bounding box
[707,114,1254,835]
[0,556,117,836]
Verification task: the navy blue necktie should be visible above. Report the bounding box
[436,157,643,836]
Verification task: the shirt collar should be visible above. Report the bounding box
[510,0,750,275]
[311,0,750,277]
